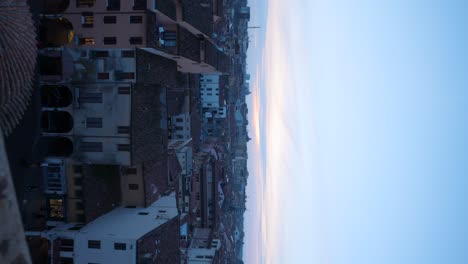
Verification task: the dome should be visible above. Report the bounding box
[0,0,37,135]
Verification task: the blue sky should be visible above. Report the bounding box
[245,0,468,263]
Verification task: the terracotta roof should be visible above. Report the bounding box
[154,0,177,20]
[0,0,37,135]
[142,152,181,206]
[228,105,237,146]
[132,49,178,165]
[189,74,202,150]
[167,90,187,116]
[204,41,230,73]
[145,10,159,48]
[181,0,213,36]
[177,24,201,63]
[137,215,180,263]
[83,165,122,223]
[215,0,224,16]
[131,83,168,165]
[136,48,178,88]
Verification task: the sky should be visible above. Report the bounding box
[245,0,468,263]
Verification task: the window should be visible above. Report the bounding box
[103,37,117,45]
[114,243,126,250]
[175,126,183,131]
[107,0,120,11]
[138,212,149,215]
[118,86,131,94]
[74,177,83,186]
[61,239,74,246]
[118,126,130,134]
[80,50,88,57]
[129,37,143,45]
[82,12,94,27]
[133,0,146,10]
[115,72,135,80]
[117,144,130,151]
[127,168,137,175]
[79,93,102,103]
[86,117,102,128]
[175,118,183,122]
[88,240,101,249]
[125,205,136,208]
[128,184,139,190]
[59,257,73,264]
[75,190,83,197]
[79,142,103,152]
[79,37,95,45]
[103,16,117,24]
[130,16,143,24]
[207,88,212,91]
[76,201,84,210]
[76,214,86,223]
[77,0,95,7]
[121,50,135,58]
[92,50,109,57]
[73,165,83,173]
[97,72,110,79]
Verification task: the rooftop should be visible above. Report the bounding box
[78,193,178,240]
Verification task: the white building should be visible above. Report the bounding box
[169,112,192,140]
[74,194,178,264]
[187,228,221,263]
[200,74,221,108]
[169,140,193,213]
[27,194,179,264]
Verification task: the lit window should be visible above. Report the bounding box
[82,12,94,28]
[79,37,95,45]
[77,0,95,7]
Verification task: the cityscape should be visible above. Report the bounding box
[1,0,252,263]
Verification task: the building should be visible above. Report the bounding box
[26,193,180,264]
[169,139,193,214]
[36,48,182,226]
[186,228,221,263]
[191,144,223,229]
[168,90,192,141]
[39,0,229,74]
[200,74,224,109]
